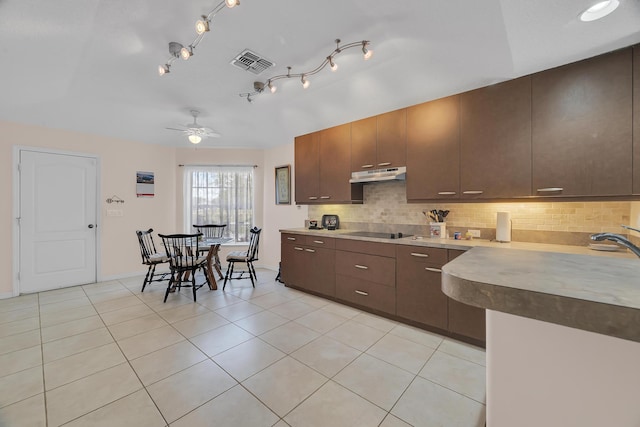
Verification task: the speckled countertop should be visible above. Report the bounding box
[281,228,640,341]
[441,247,640,342]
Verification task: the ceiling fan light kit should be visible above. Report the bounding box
[166,110,220,144]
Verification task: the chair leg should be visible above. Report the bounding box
[247,262,255,288]
[142,264,153,292]
[191,269,197,302]
[249,262,258,284]
[164,273,175,303]
[223,262,233,290]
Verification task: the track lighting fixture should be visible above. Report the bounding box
[239,38,373,102]
[158,0,240,76]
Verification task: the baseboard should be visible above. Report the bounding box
[0,291,16,300]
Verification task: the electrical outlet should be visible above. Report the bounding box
[468,229,481,238]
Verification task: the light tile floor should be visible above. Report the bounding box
[0,269,486,426]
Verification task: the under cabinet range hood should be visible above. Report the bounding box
[349,166,407,183]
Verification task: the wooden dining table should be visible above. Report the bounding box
[198,237,232,290]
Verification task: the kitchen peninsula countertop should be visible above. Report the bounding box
[281,227,640,341]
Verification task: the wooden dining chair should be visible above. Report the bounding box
[158,233,210,302]
[136,229,170,292]
[223,226,261,290]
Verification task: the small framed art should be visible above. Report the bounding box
[275,165,291,205]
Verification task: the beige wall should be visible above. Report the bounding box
[261,143,309,269]
[1,120,176,297]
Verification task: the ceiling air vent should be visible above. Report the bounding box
[230,49,275,75]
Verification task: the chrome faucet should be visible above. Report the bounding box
[590,225,640,258]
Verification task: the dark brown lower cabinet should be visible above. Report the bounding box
[446,249,485,342]
[281,234,335,298]
[396,246,448,331]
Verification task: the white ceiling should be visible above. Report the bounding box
[0,0,639,149]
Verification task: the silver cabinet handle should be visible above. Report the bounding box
[308,196,318,200]
[425,267,442,273]
[438,191,457,195]
[313,240,324,244]
[320,196,331,199]
[305,248,316,253]
[410,252,429,258]
[362,164,374,169]
[287,237,296,241]
[463,190,484,195]
[355,264,369,270]
[355,290,369,296]
[294,247,304,251]
[537,187,563,192]
[378,162,391,166]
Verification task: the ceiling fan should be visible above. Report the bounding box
[166,110,221,144]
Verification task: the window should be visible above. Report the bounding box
[183,166,254,243]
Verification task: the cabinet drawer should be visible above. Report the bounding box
[396,245,447,266]
[335,251,396,287]
[306,236,335,249]
[336,274,396,315]
[335,239,396,257]
[281,233,306,245]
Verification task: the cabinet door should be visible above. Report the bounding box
[633,47,640,194]
[376,109,406,168]
[294,132,320,203]
[532,48,633,197]
[446,250,485,342]
[319,124,352,202]
[460,77,532,199]
[351,117,377,172]
[304,246,336,297]
[406,96,460,201]
[280,243,305,287]
[396,246,448,330]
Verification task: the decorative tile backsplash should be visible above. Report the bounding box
[308,181,631,235]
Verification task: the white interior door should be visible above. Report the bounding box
[19,150,98,293]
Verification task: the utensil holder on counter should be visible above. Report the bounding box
[429,222,446,238]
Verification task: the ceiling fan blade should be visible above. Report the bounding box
[165,127,188,132]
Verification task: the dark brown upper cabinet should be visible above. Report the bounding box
[532,48,633,197]
[294,132,320,204]
[376,109,407,169]
[633,46,640,194]
[319,124,353,203]
[406,96,460,201]
[460,77,532,199]
[351,116,377,172]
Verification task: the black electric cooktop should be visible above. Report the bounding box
[343,231,411,239]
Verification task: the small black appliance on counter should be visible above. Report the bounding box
[321,214,340,230]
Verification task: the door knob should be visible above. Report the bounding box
[88,224,95,228]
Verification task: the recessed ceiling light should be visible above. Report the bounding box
[580,0,620,22]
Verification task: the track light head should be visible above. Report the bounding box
[328,56,338,72]
[268,81,277,93]
[168,42,184,58]
[301,75,310,89]
[362,41,373,60]
[158,64,170,76]
[195,17,210,35]
[180,46,193,60]
[225,0,239,8]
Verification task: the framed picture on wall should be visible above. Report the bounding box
[275,165,291,205]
